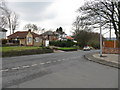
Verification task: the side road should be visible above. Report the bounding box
[84,52,119,69]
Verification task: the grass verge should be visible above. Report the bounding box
[57,47,77,51]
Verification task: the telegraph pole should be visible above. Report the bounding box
[110,21,111,40]
[100,16,102,57]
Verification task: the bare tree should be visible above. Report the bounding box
[24,24,38,31]
[75,0,120,43]
[0,0,19,34]
[72,16,91,35]
[0,0,8,28]
[10,12,19,34]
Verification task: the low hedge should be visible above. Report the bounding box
[2,48,53,57]
[50,40,76,47]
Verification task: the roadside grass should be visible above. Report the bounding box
[1,46,42,52]
[58,47,77,50]
[57,47,78,51]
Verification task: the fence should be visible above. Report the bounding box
[103,40,120,54]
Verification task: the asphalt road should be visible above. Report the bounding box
[2,50,118,88]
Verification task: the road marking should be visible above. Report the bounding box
[31,64,38,66]
[11,67,20,70]
[0,69,9,72]
[53,61,56,62]
[22,65,30,68]
[62,59,65,61]
[46,61,51,64]
[40,63,45,65]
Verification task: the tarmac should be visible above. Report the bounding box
[84,52,119,69]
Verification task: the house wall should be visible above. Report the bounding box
[19,39,26,45]
[45,35,58,41]
[26,32,33,46]
[34,37,42,46]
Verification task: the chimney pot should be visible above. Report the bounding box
[28,29,31,32]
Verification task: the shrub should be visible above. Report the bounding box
[2,48,53,57]
[1,39,7,44]
[50,40,76,47]
[87,40,100,49]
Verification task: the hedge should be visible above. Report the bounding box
[2,48,53,57]
[50,40,76,47]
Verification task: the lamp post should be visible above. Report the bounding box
[99,16,102,57]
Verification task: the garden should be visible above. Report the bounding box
[50,40,78,51]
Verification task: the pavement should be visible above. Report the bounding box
[84,52,119,69]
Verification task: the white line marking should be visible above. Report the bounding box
[40,63,45,65]
[12,67,20,70]
[58,60,61,61]
[0,69,9,72]
[22,65,30,68]
[46,61,51,64]
[62,59,65,61]
[31,64,38,66]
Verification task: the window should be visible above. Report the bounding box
[35,37,39,42]
[27,37,32,43]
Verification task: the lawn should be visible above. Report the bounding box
[1,46,42,52]
[58,47,77,50]
[57,47,78,51]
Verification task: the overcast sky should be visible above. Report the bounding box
[6,0,116,37]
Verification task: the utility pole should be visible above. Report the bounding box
[110,21,111,40]
[100,16,102,57]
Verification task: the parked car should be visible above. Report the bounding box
[83,46,91,51]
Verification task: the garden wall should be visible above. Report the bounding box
[102,47,120,54]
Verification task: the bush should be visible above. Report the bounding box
[50,40,76,47]
[1,39,7,44]
[2,48,53,57]
[87,40,100,49]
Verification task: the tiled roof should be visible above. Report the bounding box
[7,31,39,39]
[40,31,57,36]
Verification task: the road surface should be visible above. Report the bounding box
[2,50,118,88]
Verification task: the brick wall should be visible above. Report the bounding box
[103,47,120,54]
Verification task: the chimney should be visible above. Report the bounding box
[28,29,31,32]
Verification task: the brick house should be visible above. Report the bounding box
[7,29,42,46]
[39,31,58,41]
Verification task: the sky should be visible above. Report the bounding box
[6,0,116,38]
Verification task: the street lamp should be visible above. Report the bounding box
[99,16,102,57]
